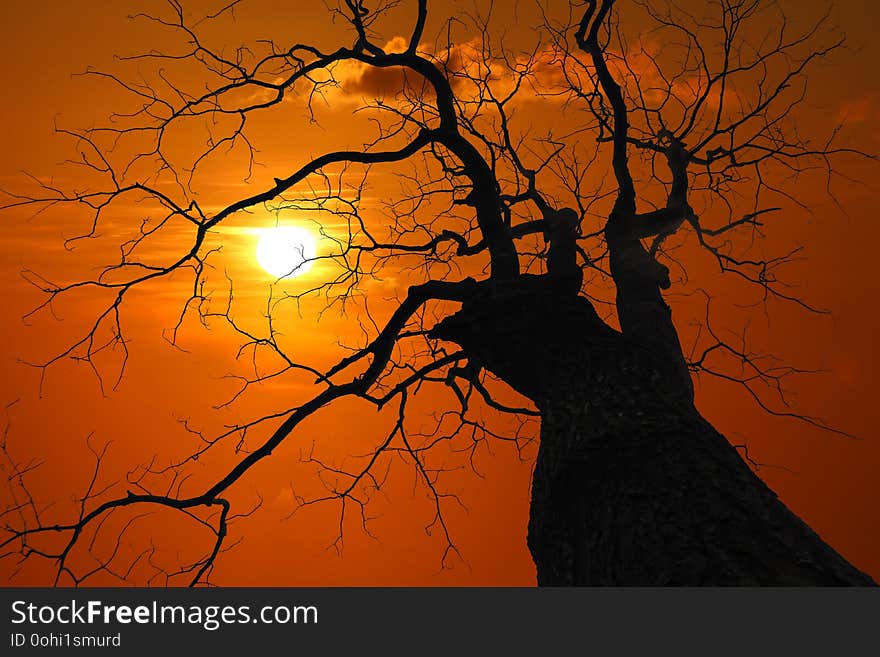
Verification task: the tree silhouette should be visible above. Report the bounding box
[1,0,876,585]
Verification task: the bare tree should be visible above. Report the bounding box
[1,0,876,585]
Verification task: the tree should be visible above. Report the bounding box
[1,0,876,585]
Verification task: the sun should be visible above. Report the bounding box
[255,226,318,279]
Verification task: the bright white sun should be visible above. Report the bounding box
[255,226,318,279]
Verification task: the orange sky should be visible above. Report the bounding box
[0,0,878,585]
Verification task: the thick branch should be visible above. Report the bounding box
[576,0,636,214]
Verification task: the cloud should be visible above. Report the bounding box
[328,36,566,105]
[837,97,878,124]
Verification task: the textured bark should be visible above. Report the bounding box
[434,283,875,586]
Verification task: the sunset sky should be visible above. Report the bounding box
[0,0,878,585]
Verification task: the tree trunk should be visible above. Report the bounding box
[433,283,876,586]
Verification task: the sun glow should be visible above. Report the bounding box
[255,226,318,279]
